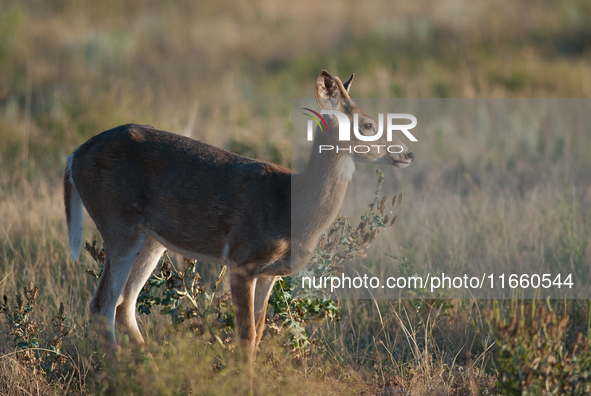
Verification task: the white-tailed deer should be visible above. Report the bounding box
[64,70,413,372]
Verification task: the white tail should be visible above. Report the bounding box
[64,70,414,374]
[64,155,84,261]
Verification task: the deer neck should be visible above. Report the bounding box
[290,130,354,271]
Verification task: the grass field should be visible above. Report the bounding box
[1,1,591,394]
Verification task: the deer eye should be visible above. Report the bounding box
[363,123,373,130]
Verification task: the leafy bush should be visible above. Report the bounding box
[1,283,73,382]
[488,302,591,395]
[294,169,402,299]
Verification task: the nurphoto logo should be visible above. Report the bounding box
[303,108,418,154]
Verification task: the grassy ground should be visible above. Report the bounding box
[1,0,591,394]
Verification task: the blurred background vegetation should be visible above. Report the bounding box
[1,0,591,394]
[1,0,591,182]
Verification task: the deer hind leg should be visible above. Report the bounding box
[115,236,166,345]
[253,275,277,348]
[89,234,146,347]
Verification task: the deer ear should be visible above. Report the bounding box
[315,70,341,110]
[343,73,355,94]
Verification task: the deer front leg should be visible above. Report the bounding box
[230,266,257,372]
[253,275,277,348]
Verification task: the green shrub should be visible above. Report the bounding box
[489,302,591,395]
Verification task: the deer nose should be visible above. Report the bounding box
[407,151,415,161]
